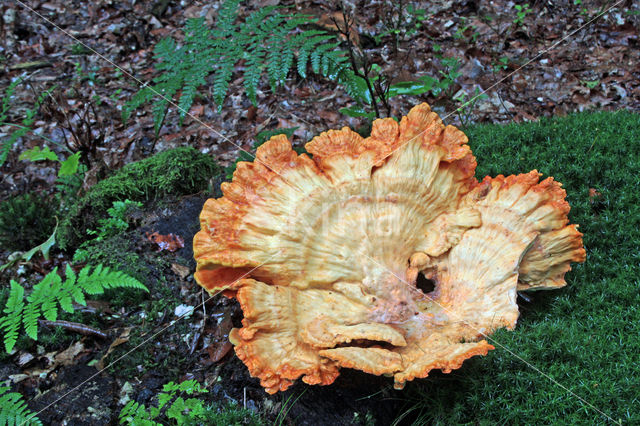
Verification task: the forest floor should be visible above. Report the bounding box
[0,0,639,425]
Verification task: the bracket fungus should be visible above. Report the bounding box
[194,103,586,394]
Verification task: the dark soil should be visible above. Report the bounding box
[28,363,116,425]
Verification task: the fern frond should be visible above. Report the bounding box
[77,264,148,293]
[265,27,288,90]
[122,86,155,125]
[215,0,241,36]
[212,56,235,110]
[293,31,328,78]
[0,386,42,426]
[243,44,266,104]
[0,281,24,353]
[38,271,62,321]
[149,99,168,136]
[125,0,360,133]
[21,303,40,342]
[321,49,349,80]
[176,379,205,394]
[184,17,211,43]
[0,264,147,353]
[310,42,341,75]
[119,400,159,426]
[243,5,279,30]
[178,65,208,123]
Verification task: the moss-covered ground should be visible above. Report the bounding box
[396,110,640,424]
[58,146,219,250]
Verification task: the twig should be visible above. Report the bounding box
[495,88,515,120]
[38,319,108,339]
[0,122,69,150]
[333,3,381,118]
[189,288,207,356]
[9,60,52,71]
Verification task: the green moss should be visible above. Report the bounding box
[73,233,174,308]
[105,312,190,380]
[58,147,220,250]
[204,401,266,425]
[0,192,58,251]
[397,110,640,424]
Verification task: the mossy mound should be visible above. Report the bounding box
[0,192,58,251]
[58,147,220,250]
[397,110,640,424]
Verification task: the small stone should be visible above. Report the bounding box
[174,304,195,318]
[17,352,35,367]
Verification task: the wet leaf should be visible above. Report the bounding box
[58,152,81,176]
[19,146,59,162]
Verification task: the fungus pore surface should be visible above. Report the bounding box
[193,103,586,393]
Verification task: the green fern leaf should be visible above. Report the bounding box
[77,265,98,294]
[177,379,205,394]
[124,0,360,134]
[215,0,241,35]
[39,271,62,322]
[310,42,341,75]
[296,33,334,78]
[21,303,40,341]
[263,17,288,90]
[243,46,265,105]
[153,37,181,71]
[64,264,85,308]
[58,266,75,314]
[151,98,169,136]
[122,86,155,125]
[184,17,210,40]
[243,5,279,30]
[2,264,146,353]
[24,269,60,325]
[77,265,148,293]
[178,66,208,123]
[0,386,42,426]
[212,58,235,110]
[0,281,24,353]
[119,400,159,425]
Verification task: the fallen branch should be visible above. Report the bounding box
[9,60,53,70]
[38,319,108,339]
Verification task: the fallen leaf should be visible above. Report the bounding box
[54,341,85,366]
[98,327,132,369]
[171,263,191,279]
[8,374,30,384]
[146,231,185,252]
[206,340,233,363]
[189,104,205,117]
[205,309,234,363]
[17,352,35,368]
[318,110,340,124]
[310,11,360,46]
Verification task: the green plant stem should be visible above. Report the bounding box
[0,122,74,153]
[338,5,380,118]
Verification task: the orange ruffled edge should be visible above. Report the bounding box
[467,171,586,290]
[229,281,342,394]
[193,103,475,295]
[392,340,495,389]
